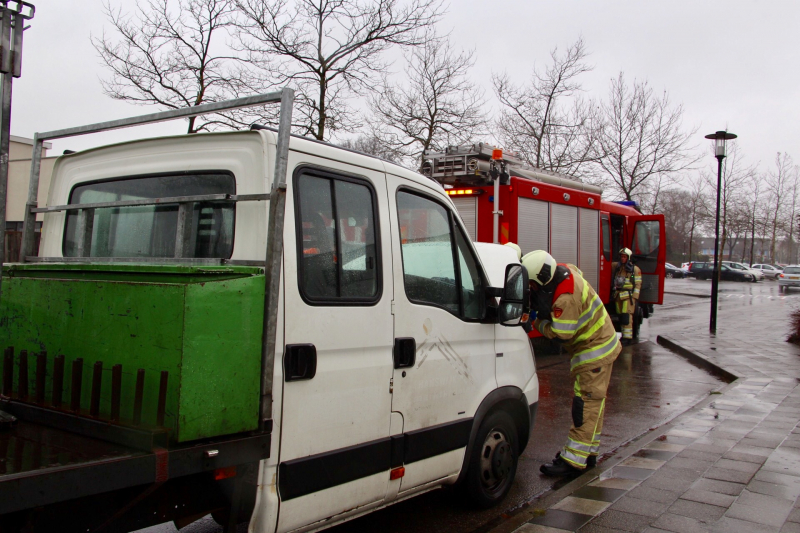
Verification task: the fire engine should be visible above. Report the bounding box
[420,143,666,341]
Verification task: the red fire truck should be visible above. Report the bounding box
[420,144,666,340]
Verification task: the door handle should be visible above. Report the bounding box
[393,338,416,369]
[284,344,317,381]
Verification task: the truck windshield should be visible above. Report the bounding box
[63,172,235,258]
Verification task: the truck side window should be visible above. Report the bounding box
[396,190,484,320]
[295,170,380,304]
[455,226,485,320]
[63,172,235,258]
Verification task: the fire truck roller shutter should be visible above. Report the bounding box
[578,208,599,290]
[518,198,549,254]
[452,196,478,240]
[550,203,578,265]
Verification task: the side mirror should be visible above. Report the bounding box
[498,264,530,326]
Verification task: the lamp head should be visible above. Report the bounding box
[705,130,737,158]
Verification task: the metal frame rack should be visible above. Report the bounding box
[0,90,294,531]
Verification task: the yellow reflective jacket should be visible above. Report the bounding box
[535,264,621,374]
[612,262,642,302]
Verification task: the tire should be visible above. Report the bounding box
[666,272,674,279]
[632,305,643,340]
[465,410,519,508]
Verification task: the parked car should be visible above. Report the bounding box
[751,263,783,279]
[681,262,693,270]
[665,262,687,278]
[688,262,754,282]
[779,265,800,291]
[723,261,763,282]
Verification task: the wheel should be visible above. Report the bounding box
[666,272,674,279]
[465,411,519,508]
[632,305,643,340]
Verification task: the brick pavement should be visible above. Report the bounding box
[503,311,800,533]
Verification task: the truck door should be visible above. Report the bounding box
[386,176,497,495]
[627,214,666,304]
[278,165,394,531]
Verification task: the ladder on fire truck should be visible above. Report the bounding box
[420,143,603,243]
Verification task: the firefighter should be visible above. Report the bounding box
[521,250,621,476]
[612,248,642,345]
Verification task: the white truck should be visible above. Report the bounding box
[0,91,539,532]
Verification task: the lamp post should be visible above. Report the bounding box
[705,130,737,334]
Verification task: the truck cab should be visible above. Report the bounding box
[0,94,538,532]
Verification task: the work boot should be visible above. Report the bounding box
[540,453,582,477]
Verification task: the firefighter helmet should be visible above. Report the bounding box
[619,247,632,258]
[504,242,522,261]
[521,250,557,286]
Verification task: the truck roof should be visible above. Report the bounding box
[53,128,443,195]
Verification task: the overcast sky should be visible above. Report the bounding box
[14,0,800,182]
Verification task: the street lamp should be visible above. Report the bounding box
[705,130,737,334]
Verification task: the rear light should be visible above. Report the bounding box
[213,466,237,481]
[780,274,785,278]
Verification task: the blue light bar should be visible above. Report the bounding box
[613,200,639,207]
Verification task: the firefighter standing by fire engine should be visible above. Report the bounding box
[522,250,621,476]
[612,248,642,345]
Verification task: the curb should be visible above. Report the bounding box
[663,291,711,299]
[656,335,738,383]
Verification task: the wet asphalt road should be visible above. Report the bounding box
[144,277,790,533]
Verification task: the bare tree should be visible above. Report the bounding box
[703,142,753,262]
[744,172,764,265]
[368,34,488,167]
[492,38,599,179]
[595,72,700,202]
[685,174,708,261]
[232,0,443,141]
[337,133,403,163]
[93,0,241,133]
[766,152,794,261]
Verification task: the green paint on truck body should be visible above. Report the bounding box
[0,263,265,442]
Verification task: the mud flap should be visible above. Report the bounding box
[571,396,584,427]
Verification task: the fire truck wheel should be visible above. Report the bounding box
[632,305,643,340]
[465,410,519,508]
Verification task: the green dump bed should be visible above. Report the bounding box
[0,264,265,443]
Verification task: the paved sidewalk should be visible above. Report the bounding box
[498,313,800,533]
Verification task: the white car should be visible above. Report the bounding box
[779,265,800,291]
[723,261,763,282]
[751,263,783,280]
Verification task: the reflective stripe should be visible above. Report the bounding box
[618,291,630,299]
[590,400,605,454]
[633,289,640,298]
[575,311,606,344]
[566,437,593,453]
[552,319,579,334]
[574,375,581,397]
[536,319,552,335]
[561,448,588,467]
[571,335,620,371]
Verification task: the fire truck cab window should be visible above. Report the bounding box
[397,191,485,320]
[601,216,611,261]
[610,214,625,259]
[632,220,661,273]
[296,172,380,303]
